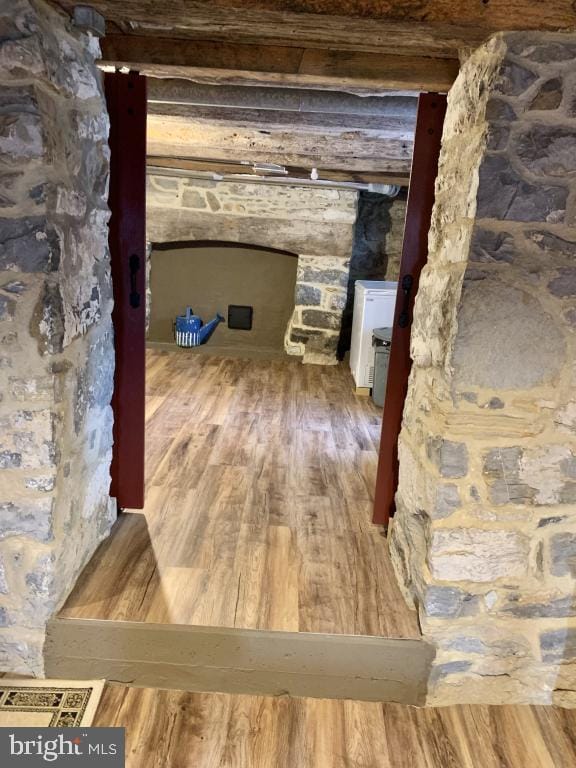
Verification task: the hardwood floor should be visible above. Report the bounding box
[60,349,419,637]
[95,685,576,768]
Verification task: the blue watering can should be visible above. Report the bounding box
[174,307,224,347]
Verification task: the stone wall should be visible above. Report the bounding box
[339,189,407,354]
[147,174,358,363]
[391,32,576,706]
[0,0,114,674]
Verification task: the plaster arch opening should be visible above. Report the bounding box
[148,240,299,355]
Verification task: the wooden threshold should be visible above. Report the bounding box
[45,619,434,705]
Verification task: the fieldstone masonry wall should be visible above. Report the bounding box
[391,32,576,706]
[147,174,358,363]
[0,0,114,674]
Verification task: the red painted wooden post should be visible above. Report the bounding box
[105,71,147,509]
[372,92,447,528]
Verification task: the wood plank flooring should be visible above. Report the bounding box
[60,349,419,638]
[95,685,576,768]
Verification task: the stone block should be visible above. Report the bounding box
[10,377,54,403]
[452,279,564,390]
[206,191,221,211]
[1,280,28,294]
[0,294,15,321]
[550,533,576,577]
[295,284,321,306]
[495,60,538,96]
[430,528,529,582]
[0,557,7,594]
[486,125,510,151]
[181,189,207,209]
[327,290,347,312]
[476,155,567,222]
[529,78,563,111]
[538,515,566,527]
[560,482,576,502]
[529,230,576,260]
[24,475,55,492]
[427,438,468,478]
[0,35,45,80]
[30,282,64,355]
[469,228,515,263]
[0,0,37,40]
[0,499,53,541]
[503,594,576,618]
[0,216,58,272]
[0,452,21,469]
[430,660,472,684]
[520,445,576,506]
[0,409,55,469]
[484,446,521,476]
[541,628,576,662]
[485,98,516,121]
[0,111,43,164]
[301,309,341,331]
[297,256,349,288]
[434,484,461,518]
[0,173,24,208]
[289,326,324,344]
[516,125,576,177]
[548,268,576,297]
[422,585,480,618]
[508,39,576,63]
[441,632,530,659]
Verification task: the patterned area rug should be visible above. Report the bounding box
[0,679,105,727]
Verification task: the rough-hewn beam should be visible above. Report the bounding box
[148,103,415,137]
[148,81,419,117]
[147,114,413,173]
[138,0,576,30]
[50,0,574,57]
[100,36,459,93]
[147,156,411,185]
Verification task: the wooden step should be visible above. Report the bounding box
[45,618,434,705]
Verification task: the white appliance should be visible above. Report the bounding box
[350,280,397,388]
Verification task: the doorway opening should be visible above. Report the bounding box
[58,76,442,656]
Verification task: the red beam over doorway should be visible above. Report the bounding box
[372,92,447,528]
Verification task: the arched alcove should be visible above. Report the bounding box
[148,240,298,354]
[147,174,360,364]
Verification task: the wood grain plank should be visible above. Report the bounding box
[92,685,576,768]
[112,59,455,95]
[51,0,574,56]
[100,34,458,93]
[148,156,412,185]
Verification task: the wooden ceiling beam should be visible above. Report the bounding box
[146,145,411,174]
[50,0,576,57]
[147,156,411,186]
[147,114,413,173]
[147,81,418,118]
[148,103,416,137]
[134,0,576,31]
[100,36,459,93]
